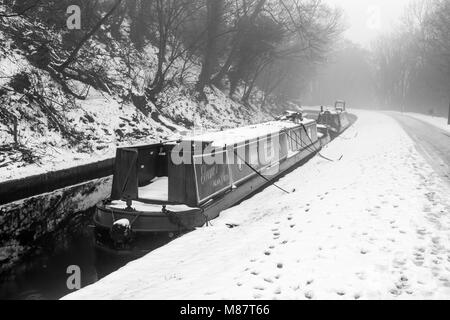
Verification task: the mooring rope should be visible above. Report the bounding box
[233,149,291,195]
[300,123,343,162]
[268,112,319,156]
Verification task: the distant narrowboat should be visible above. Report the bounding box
[317,101,351,138]
[94,115,327,251]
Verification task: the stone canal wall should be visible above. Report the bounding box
[0,158,114,205]
[0,176,112,273]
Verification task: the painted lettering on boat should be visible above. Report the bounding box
[195,163,231,203]
[200,165,230,188]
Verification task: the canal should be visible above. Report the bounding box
[0,207,171,300]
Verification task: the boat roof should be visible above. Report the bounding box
[320,108,347,115]
[181,119,315,147]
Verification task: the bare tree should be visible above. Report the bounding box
[196,0,224,94]
[212,0,268,86]
[56,0,123,73]
[146,0,205,98]
[372,0,450,114]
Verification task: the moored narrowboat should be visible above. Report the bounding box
[94,116,324,252]
[317,101,351,138]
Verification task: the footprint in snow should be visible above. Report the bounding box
[304,291,314,300]
[416,228,427,236]
[389,288,401,297]
[336,290,346,296]
[291,284,301,291]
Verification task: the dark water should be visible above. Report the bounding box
[0,208,171,300]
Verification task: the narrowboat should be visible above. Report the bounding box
[317,101,351,139]
[94,114,326,252]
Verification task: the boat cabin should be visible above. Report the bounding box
[110,119,319,209]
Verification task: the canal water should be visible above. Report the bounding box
[0,208,171,300]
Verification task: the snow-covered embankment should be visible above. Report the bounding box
[404,112,450,134]
[64,110,450,300]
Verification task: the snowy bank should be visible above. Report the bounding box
[63,110,450,300]
[403,112,450,134]
[0,19,271,183]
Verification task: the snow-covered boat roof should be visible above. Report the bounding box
[181,119,315,147]
[320,108,347,115]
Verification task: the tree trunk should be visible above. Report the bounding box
[228,69,240,97]
[211,0,267,86]
[148,0,167,97]
[111,4,127,40]
[448,101,450,125]
[196,0,223,93]
[13,115,18,146]
[242,75,257,104]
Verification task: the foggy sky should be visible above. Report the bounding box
[324,0,414,48]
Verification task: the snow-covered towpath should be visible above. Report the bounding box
[64,110,450,300]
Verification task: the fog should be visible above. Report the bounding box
[301,0,450,116]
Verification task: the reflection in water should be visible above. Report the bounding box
[0,208,172,300]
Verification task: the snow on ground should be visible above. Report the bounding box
[0,86,164,182]
[65,110,450,300]
[404,112,450,134]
